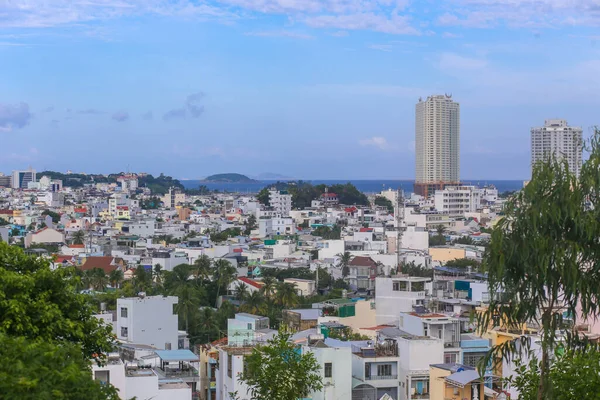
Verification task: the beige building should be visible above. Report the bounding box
[25,227,65,248]
[284,278,316,297]
[415,95,460,197]
[428,247,466,263]
[429,363,497,400]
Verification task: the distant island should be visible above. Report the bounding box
[201,173,258,183]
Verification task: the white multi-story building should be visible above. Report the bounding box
[117,295,179,350]
[162,187,186,209]
[268,189,292,217]
[433,185,482,215]
[414,95,460,197]
[531,119,583,177]
[303,338,353,400]
[258,216,296,238]
[399,311,462,365]
[375,276,430,325]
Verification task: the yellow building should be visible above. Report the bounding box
[429,363,499,400]
[429,247,466,263]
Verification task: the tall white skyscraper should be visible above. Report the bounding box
[531,119,582,177]
[414,94,460,197]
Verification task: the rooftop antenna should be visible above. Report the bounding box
[395,188,405,274]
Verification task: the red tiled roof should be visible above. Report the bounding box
[68,244,85,248]
[34,227,48,234]
[321,193,338,198]
[349,256,377,267]
[0,210,13,215]
[345,207,357,213]
[233,248,243,253]
[79,256,117,273]
[227,216,235,221]
[116,206,129,210]
[238,277,263,289]
[74,208,87,213]
[359,228,373,232]
[54,255,74,263]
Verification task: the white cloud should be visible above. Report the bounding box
[245,30,315,39]
[304,12,419,35]
[369,44,393,52]
[442,32,462,38]
[439,52,487,70]
[359,136,390,150]
[331,30,349,37]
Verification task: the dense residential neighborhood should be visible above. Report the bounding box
[0,164,574,400]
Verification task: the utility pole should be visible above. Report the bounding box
[395,189,405,274]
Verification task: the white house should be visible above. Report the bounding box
[117,295,179,350]
[303,337,353,400]
[268,189,292,217]
[375,276,430,325]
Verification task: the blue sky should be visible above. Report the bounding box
[1,0,600,180]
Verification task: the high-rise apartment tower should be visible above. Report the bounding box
[531,119,582,177]
[414,95,460,197]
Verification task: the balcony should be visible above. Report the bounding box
[366,374,398,381]
[444,341,460,348]
[351,342,398,358]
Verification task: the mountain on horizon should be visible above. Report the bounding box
[253,172,295,180]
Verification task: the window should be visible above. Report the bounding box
[94,370,110,384]
[377,364,392,377]
[227,354,233,378]
[463,352,486,368]
[121,327,128,338]
[444,352,458,364]
[120,307,128,318]
[322,362,332,378]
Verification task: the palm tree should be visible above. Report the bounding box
[72,230,85,245]
[109,269,124,288]
[153,264,164,285]
[90,268,108,291]
[276,282,299,308]
[336,251,352,278]
[259,276,277,299]
[193,255,212,281]
[213,259,237,307]
[80,269,92,290]
[240,291,265,314]
[233,282,249,301]
[133,266,152,293]
[436,224,447,236]
[173,283,201,333]
[194,307,219,343]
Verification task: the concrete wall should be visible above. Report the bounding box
[428,247,466,263]
[306,345,353,400]
[117,296,178,349]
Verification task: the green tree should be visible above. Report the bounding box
[108,269,124,288]
[276,282,299,308]
[401,261,433,277]
[239,329,323,400]
[452,236,474,245]
[444,258,480,270]
[429,234,446,246]
[0,334,120,400]
[257,188,270,206]
[213,259,237,307]
[244,214,257,236]
[336,252,352,278]
[233,281,249,301]
[374,196,394,213]
[260,276,277,300]
[153,264,164,286]
[42,209,61,224]
[72,230,86,245]
[478,133,600,400]
[0,242,114,359]
[90,268,109,291]
[507,348,600,400]
[240,291,265,314]
[193,255,212,281]
[133,266,153,293]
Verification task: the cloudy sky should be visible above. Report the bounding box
[2,0,600,180]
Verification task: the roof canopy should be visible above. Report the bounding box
[155,349,198,362]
